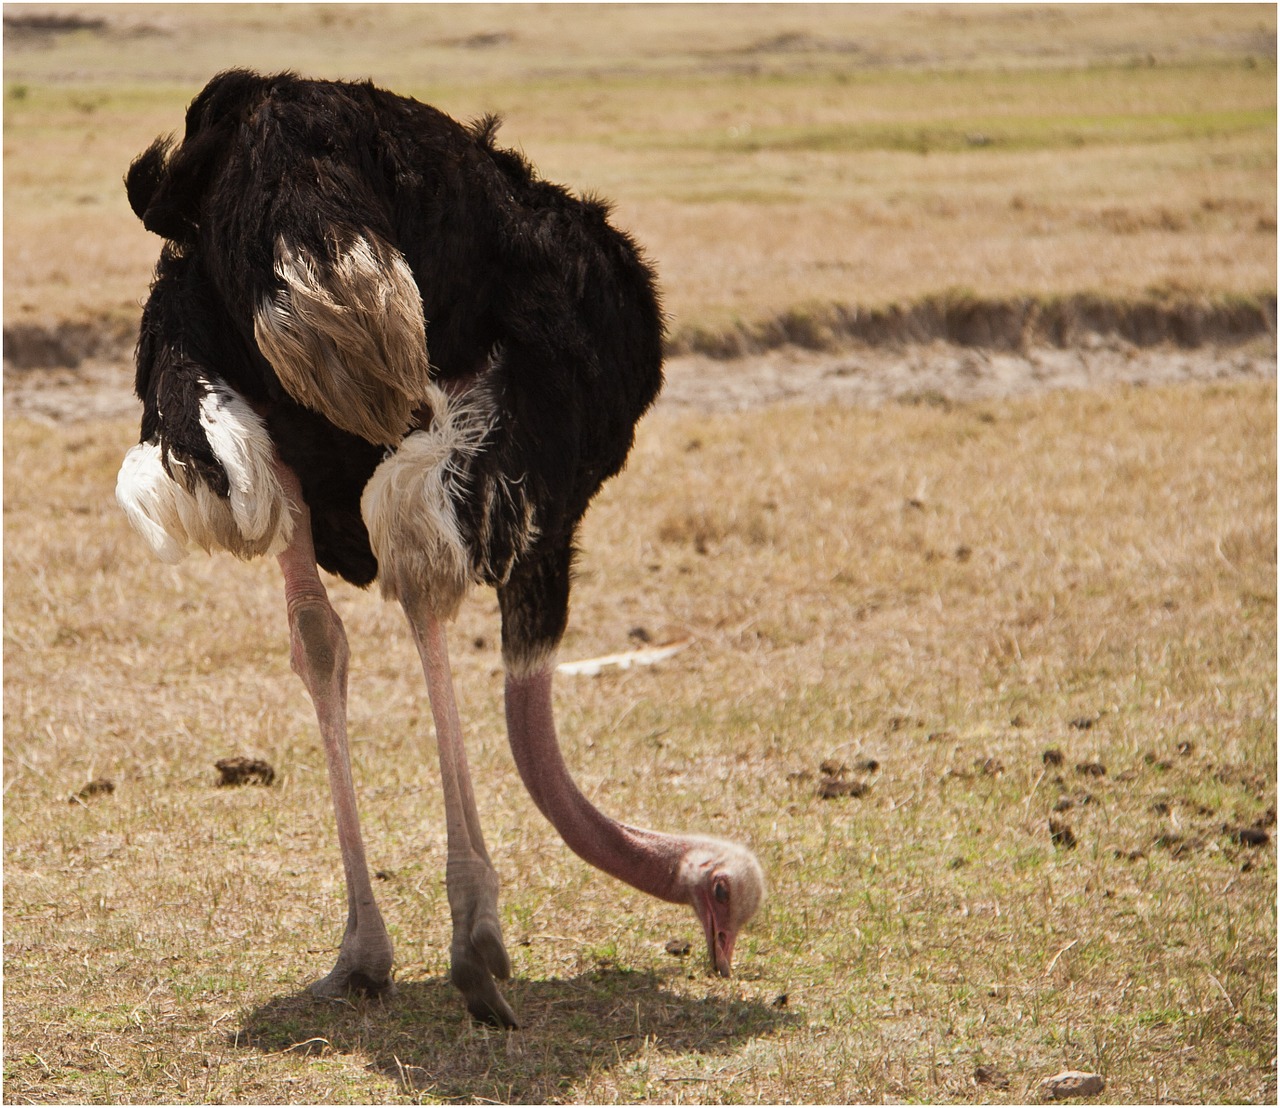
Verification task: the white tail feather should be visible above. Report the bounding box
[115,379,293,562]
[198,380,289,545]
[116,442,192,564]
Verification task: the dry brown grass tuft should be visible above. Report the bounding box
[5,379,1274,1102]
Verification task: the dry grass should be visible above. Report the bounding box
[3,3,1275,343]
[3,4,1276,1102]
[5,380,1275,1103]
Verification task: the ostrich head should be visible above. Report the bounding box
[679,836,766,976]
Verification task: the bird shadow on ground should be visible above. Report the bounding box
[236,964,795,1102]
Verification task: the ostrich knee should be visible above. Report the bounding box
[287,598,349,703]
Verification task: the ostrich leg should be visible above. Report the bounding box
[275,465,394,996]
[402,596,518,1028]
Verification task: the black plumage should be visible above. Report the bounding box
[125,68,664,643]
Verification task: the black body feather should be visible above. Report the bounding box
[127,70,664,653]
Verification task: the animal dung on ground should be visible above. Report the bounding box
[1230,825,1270,848]
[664,938,691,957]
[1048,818,1077,849]
[821,755,879,775]
[1075,760,1107,777]
[819,777,870,799]
[973,1064,1010,1089]
[555,639,691,677]
[215,757,276,787]
[69,777,115,803]
[1040,1070,1105,1100]
[816,758,872,799]
[1042,747,1064,766]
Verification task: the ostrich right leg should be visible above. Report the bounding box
[276,465,394,997]
[401,592,518,1028]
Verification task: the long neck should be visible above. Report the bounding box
[504,666,691,905]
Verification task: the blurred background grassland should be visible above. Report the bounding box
[3,2,1275,344]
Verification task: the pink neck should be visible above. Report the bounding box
[504,667,690,905]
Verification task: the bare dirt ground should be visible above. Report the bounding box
[5,339,1275,426]
[659,339,1276,412]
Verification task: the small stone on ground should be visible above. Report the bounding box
[1041,1070,1105,1100]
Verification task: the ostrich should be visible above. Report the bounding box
[115,70,764,1027]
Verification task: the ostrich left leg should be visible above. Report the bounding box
[275,465,394,997]
[401,594,518,1028]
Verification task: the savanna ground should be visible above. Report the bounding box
[3,4,1277,1104]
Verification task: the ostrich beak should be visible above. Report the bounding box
[699,901,736,977]
[710,927,736,978]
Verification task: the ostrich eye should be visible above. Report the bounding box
[713,878,730,905]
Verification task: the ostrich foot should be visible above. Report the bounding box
[309,963,395,1000]
[447,854,517,1028]
[309,926,395,999]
